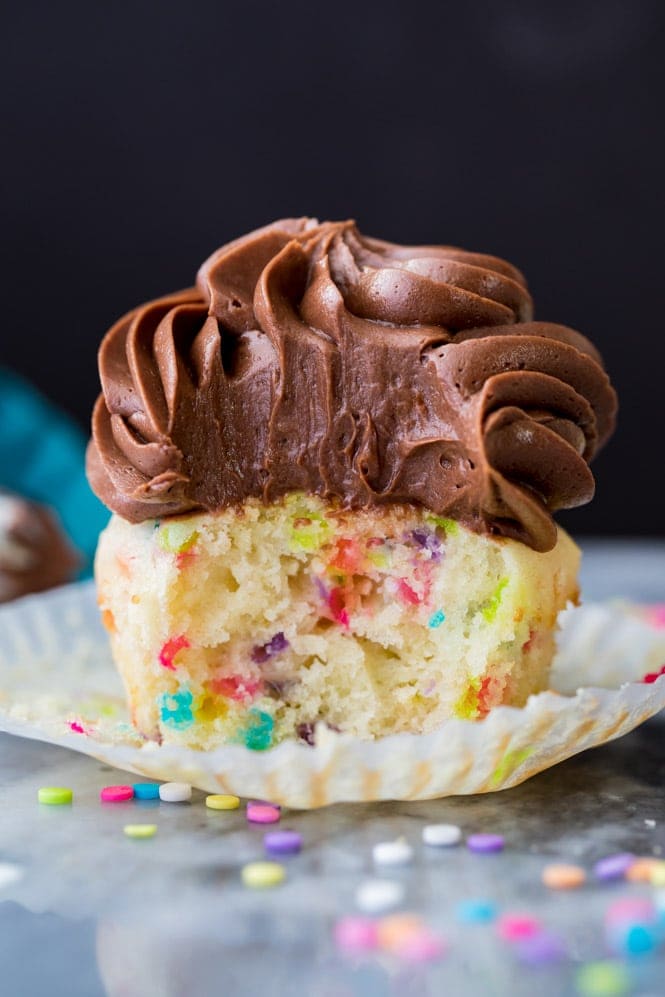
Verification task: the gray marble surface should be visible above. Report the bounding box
[1,539,665,997]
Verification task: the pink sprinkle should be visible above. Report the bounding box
[69,721,86,734]
[159,634,190,670]
[329,587,350,628]
[642,664,665,684]
[211,675,263,702]
[605,897,656,925]
[334,916,379,953]
[396,579,421,606]
[246,802,281,824]
[100,785,134,803]
[645,604,665,629]
[496,913,542,942]
[395,930,446,962]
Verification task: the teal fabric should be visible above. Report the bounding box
[0,369,109,575]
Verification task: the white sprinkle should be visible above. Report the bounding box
[422,823,462,847]
[372,839,414,867]
[0,862,24,889]
[159,782,192,803]
[355,878,405,914]
[645,819,657,829]
[654,889,665,913]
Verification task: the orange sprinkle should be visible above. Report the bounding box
[376,914,424,951]
[625,857,663,882]
[542,863,586,889]
[101,609,116,633]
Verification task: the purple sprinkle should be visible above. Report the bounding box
[252,632,289,664]
[409,528,442,562]
[516,931,567,966]
[264,830,303,855]
[467,833,505,854]
[594,853,636,881]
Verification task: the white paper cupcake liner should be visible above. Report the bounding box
[1,582,664,809]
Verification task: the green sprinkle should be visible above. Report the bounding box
[575,960,630,996]
[481,577,509,622]
[38,787,73,805]
[124,824,157,839]
[427,515,459,536]
[158,522,199,554]
[241,709,274,751]
[453,680,480,719]
[428,609,446,628]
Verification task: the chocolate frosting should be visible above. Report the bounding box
[87,219,617,552]
[0,492,79,603]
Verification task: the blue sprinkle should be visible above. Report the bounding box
[133,783,161,800]
[428,610,446,628]
[456,899,498,924]
[159,688,194,730]
[241,709,274,751]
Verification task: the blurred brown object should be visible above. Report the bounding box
[0,491,80,603]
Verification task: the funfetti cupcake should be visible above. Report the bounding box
[87,218,616,750]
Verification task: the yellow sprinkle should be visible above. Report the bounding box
[206,794,240,811]
[241,861,286,888]
[123,824,157,839]
[542,863,586,889]
[625,857,662,882]
[648,861,665,886]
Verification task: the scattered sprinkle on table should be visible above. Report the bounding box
[376,913,424,951]
[264,830,302,856]
[372,839,414,866]
[205,794,240,811]
[542,863,586,889]
[605,897,655,925]
[123,824,157,839]
[649,862,665,886]
[395,929,446,963]
[158,782,192,803]
[516,931,566,966]
[467,833,504,854]
[100,785,134,803]
[246,802,280,824]
[241,861,285,889]
[625,856,661,882]
[593,853,635,881]
[0,862,24,889]
[133,783,161,800]
[422,823,461,847]
[38,787,73,805]
[334,916,378,953]
[355,878,405,914]
[608,920,659,957]
[456,899,498,923]
[496,913,542,942]
[575,959,631,996]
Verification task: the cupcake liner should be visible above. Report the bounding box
[1,582,664,809]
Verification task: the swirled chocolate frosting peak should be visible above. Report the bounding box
[87,218,617,552]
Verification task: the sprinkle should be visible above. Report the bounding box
[329,537,362,574]
[68,721,86,734]
[575,960,631,996]
[605,898,655,925]
[422,823,461,847]
[0,862,24,889]
[593,853,635,881]
[241,861,285,889]
[38,787,73,805]
[642,664,665,683]
[607,920,659,957]
[644,818,656,828]
[542,863,586,889]
[205,794,240,810]
[132,783,161,800]
[625,857,663,882]
[396,578,421,606]
[247,801,281,824]
[264,830,302,855]
[123,824,157,839]
[428,609,446,628]
[427,515,458,536]
[496,913,542,942]
[456,899,498,924]
[240,709,274,750]
[516,931,567,966]
[376,913,424,950]
[334,916,378,953]
[482,577,509,622]
[409,528,442,562]
[158,522,198,554]
[101,785,134,803]
[395,929,446,962]
[649,862,665,886]
[372,839,414,867]
[467,833,504,854]
[211,675,263,702]
[296,722,316,745]
[159,687,195,730]
[328,586,350,628]
[158,634,190,670]
[158,782,192,803]
[251,632,289,664]
[355,879,405,914]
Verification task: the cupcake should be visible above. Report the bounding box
[87,218,616,749]
[0,491,79,603]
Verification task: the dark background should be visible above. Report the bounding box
[2,1,663,536]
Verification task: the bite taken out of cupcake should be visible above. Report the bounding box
[86,218,616,750]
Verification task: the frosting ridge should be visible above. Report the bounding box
[87,218,617,551]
